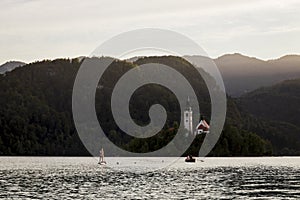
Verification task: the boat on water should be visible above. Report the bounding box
[98,147,107,165]
[185,155,196,163]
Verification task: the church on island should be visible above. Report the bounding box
[184,97,210,135]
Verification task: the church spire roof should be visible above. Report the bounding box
[186,96,192,111]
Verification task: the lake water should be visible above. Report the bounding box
[0,157,299,199]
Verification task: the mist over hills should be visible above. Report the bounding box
[2,53,300,97]
[0,61,26,74]
[213,53,300,96]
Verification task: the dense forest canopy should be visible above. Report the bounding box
[0,56,299,156]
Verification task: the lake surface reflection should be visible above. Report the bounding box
[0,157,299,199]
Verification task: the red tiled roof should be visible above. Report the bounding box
[196,120,210,130]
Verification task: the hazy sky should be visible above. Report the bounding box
[0,0,300,64]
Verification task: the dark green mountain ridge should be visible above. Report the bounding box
[0,56,298,156]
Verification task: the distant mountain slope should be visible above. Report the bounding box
[3,54,300,97]
[0,61,26,74]
[213,53,300,96]
[237,78,300,154]
[239,78,300,126]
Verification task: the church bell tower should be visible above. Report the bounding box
[184,96,193,134]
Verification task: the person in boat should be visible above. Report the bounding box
[186,155,193,160]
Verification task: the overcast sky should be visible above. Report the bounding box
[0,0,300,64]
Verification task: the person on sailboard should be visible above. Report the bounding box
[99,147,106,164]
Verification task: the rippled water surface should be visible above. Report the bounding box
[0,157,299,199]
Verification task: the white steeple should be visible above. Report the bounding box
[184,96,193,134]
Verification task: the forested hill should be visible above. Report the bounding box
[0,59,84,155]
[0,56,293,156]
[237,79,300,155]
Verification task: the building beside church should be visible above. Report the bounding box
[195,118,210,134]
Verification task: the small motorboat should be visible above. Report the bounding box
[185,155,196,163]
